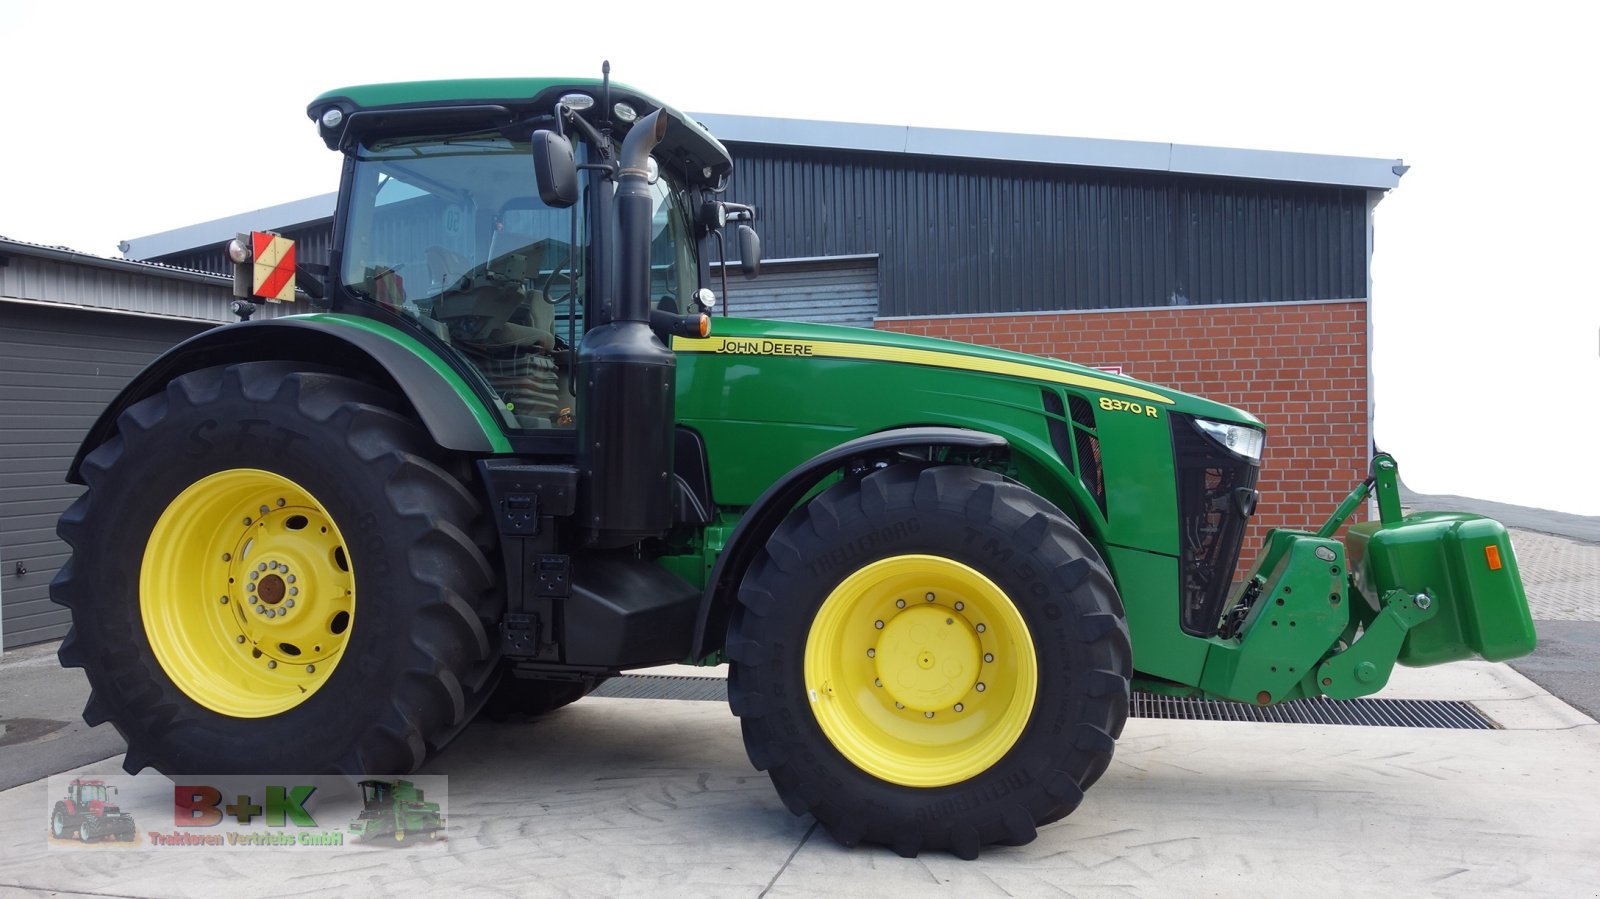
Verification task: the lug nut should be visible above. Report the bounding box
[894,702,905,709]
[277,499,286,507]
[306,665,316,674]
[866,648,875,658]
[266,609,276,619]
[954,602,964,611]
[247,583,256,593]
[243,517,252,526]
[874,620,884,630]
[222,553,232,562]
[254,605,265,615]
[250,571,259,581]
[925,592,935,602]
[984,653,994,663]
[287,575,296,584]
[289,587,298,597]
[258,563,267,572]
[976,682,986,692]
[259,505,269,515]
[285,600,295,609]
[236,635,246,644]
[267,660,277,669]
[220,595,229,605]
[896,599,906,608]
[954,703,964,712]
[976,624,986,633]
[270,561,279,571]
[924,711,934,719]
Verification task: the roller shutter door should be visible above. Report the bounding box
[0,302,209,648]
[718,256,878,328]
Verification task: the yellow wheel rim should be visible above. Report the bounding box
[140,469,356,717]
[804,554,1038,787]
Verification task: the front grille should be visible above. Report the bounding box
[1171,413,1260,637]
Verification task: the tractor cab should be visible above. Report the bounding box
[308,76,740,435]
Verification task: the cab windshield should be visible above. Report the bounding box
[340,131,698,431]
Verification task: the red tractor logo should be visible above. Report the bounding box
[50,778,137,843]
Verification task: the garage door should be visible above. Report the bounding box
[716,255,878,328]
[0,302,210,649]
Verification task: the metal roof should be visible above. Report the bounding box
[121,116,1402,261]
[694,113,1405,191]
[0,235,298,322]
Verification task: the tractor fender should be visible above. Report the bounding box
[690,426,1009,658]
[67,317,508,484]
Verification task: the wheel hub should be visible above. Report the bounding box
[141,469,356,717]
[874,606,979,712]
[804,554,1038,787]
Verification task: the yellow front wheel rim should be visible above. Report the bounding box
[140,469,356,717]
[804,554,1038,787]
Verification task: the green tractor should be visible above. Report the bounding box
[349,780,444,843]
[53,71,1536,858]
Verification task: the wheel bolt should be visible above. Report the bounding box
[895,599,906,609]
[287,575,296,584]
[258,563,267,572]
[924,711,934,718]
[866,648,875,658]
[289,587,298,597]
[277,499,286,507]
[259,505,270,516]
[976,682,986,692]
[874,620,884,630]
[984,653,994,663]
[250,571,258,581]
[306,665,315,674]
[976,624,987,633]
[236,635,246,644]
[894,702,905,709]
[954,703,965,712]
[285,600,295,609]
[247,583,256,593]
[222,553,231,562]
[270,561,279,571]
[267,660,277,669]
[220,595,229,605]
[874,678,882,687]
[954,602,964,611]
[925,592,935,602]
[243,517,252,526]
[254,605,264,614]
[266,609,276,619]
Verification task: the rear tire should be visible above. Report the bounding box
[727,465,1130,858]
[53,363,501,775]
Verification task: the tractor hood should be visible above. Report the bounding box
[673,318,1262,429]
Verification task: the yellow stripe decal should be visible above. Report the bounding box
[673,335,1174,405]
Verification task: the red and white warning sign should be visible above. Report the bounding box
[250,231,296,302]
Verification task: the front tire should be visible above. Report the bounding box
[53,363,500,775]
[727,465,1130,858]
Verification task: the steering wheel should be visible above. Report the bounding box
[539,262,575,305]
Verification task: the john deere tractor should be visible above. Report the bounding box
[53,72,1536,858]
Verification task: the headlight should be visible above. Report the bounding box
[1194,419,1265,463]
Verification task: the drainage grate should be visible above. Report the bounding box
[590,675,1497,729]
[1131,693,1497,729]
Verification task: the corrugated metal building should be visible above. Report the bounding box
[2,115,1402,649]
[0,238,297,649]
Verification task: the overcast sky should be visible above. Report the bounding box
[2,0,1595,514]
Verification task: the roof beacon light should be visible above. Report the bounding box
[560,93,594,111]
[613,102,638,123]
[319,108,343,129]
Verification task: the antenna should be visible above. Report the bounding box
[601,60,612,127]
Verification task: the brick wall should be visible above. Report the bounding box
[877,300,1369,570]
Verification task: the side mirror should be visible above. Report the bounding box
[737,225,761,279]
[532,130,578,209]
